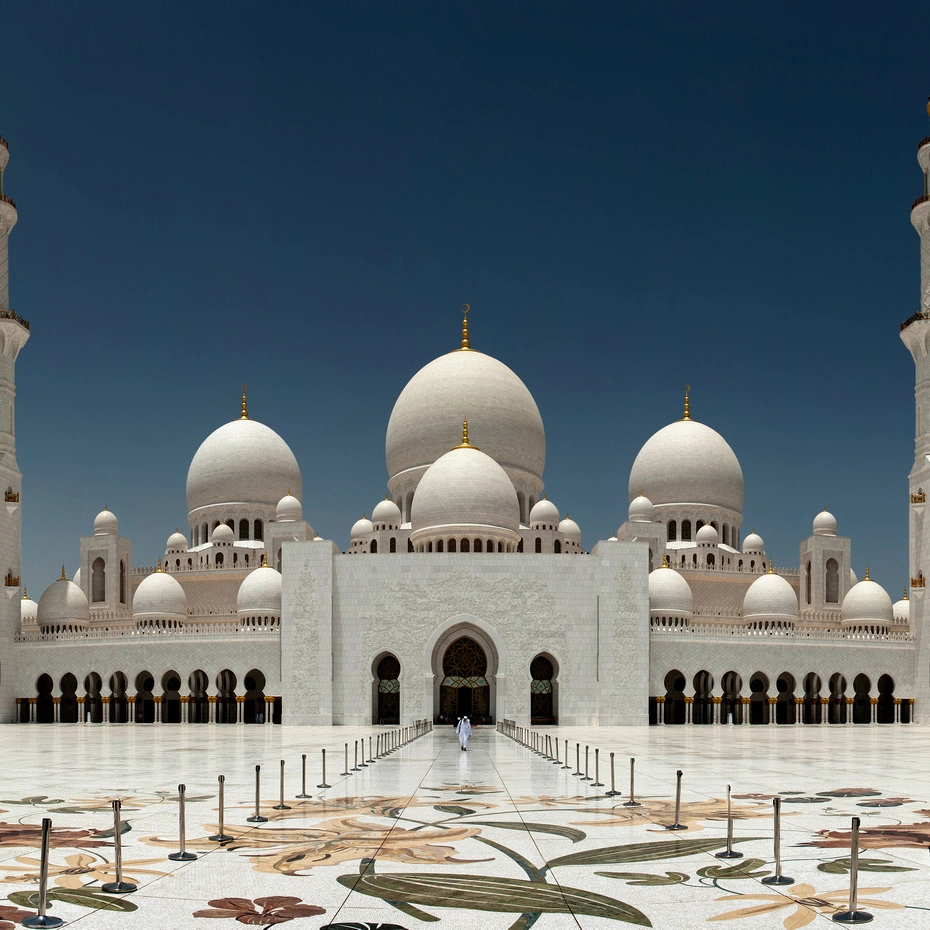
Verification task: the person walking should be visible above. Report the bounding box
[456,715,472,750]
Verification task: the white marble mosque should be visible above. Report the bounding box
[2,119,930,730]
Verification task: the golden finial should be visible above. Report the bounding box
[682,385,691,421]
[156,557,163,572]
[454,418,477,450]
[767,559,774,574]
[662,553,669,568]
[460,303,471,350]
[904,587,909,600]
[865,566,870,581]
[60,565,66,581]
[22,587,27,598]
[240,383,249,419]
[262,552,268,568]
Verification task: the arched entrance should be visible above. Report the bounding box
[109,672,129,723]
[188,669,209,723]
[243,669,266,723]
[36,674,54,723]
[748,672,769,725]
[376,654,400,725]
[775,672,796,724]
[216,669,238,724]
[803,672,822,724]
[692,670,714,724]
[721,671,743,724]
[161,671,182,724]
[530,654,557,724]
[439,636,491,725]
[60,673,79,723]
[853,673,871,724]
[134,671,155,723]
[663,670,686,724]
[829,673,847,724]
[877,674,895,723]
[84,672,104,723]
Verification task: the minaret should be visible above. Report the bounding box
[900,105,930,722]
[0,129,29,722]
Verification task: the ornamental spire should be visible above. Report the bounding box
[240,384,249,419]
[683,385,691,421]
[460,303,471,350]
[60,565,66,581]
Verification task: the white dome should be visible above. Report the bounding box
[372,497,402,527]
[742,571,798,623]
[742,531,764,553]
[186,417,302,514]
[411,442,520,534]
[94,508,118,535]
[166,531,188,552]
[648,566,694,618]
[893,592,910,624]
[21,591,37,625]
[559,515,581,542]
[530,498,560,527]
[133,569,187,623]
[386,348,545,487]
[350,515,373,540]
[629,417,744,513]
[37,575,90,628]
[628,494,655,523]
[237,564,282,615]
[72,567,81,587]
[696,523,719,545]
[813,509,837,536]
[276,493,303,523]
[212,523,234,545]
[849,567,859,586]
[842,575,894,625]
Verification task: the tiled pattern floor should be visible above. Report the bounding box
[0,723,928,928]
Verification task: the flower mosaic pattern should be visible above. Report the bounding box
[1,852,168,888]
[193,896,325,924]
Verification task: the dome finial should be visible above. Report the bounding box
[460,303,471,350]
[767,559,774,574]
[240,383,249,419]
[454,417,477,450]
[262,551,268,568]
[865,565,870,581]
[662,553,669,568]
[22,586,27,598]
[904,587,909,600]
[156,557,163,572]
[60,565,66,581]
[682,384,691,421]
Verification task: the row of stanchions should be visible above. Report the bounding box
[497,722,876,924]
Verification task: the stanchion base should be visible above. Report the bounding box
[604,790,620,797]
[101,880,138,893]
[665,823,687,831]
[351,767,361,772]
[359,763,368,768]
[623,801,642,807]
[581,777,593,782]
[295,793,311,799]
[317,782,331,789]
[168,851,198,861]
[208,833,234,842]
[762,875,794,885]
[273,804,291,810]
[22,916,64,928]
[832,911,873,924]
[715,850,743,860]
[246,815,269,823]
[592,781,604,787]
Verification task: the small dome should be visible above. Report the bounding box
[648,565,694,618]
[743,570,798,623]
[842,573,893,625]
[696,523,719,545]
[351,515,373,540]
[133,567,187,623]
[276,493,303,523]
[530,498,560,527]
[893,591,910,624]
[628,494,655,523]
[237,563,282,615]
[166,530,188,552]
[94,508,118,535]
[212,524,235,545]
[37,574,90,628]
[742,531,764,553]
[21,590,38,625]
[559,515,581,542]
[372,497,402,527]
[813,509,837,536]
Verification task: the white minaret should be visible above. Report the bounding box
[0,130,29,722]
[900,102,930,722]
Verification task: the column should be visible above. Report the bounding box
[845,697,853,725]
[209,696,215,724]
[768,697,777,725]
[181,697,188,724]
[656,697,664,725]
[685,697,692,725]
[53,698,59,723]
[795,697,803,725]
[821,697,828,724]
[266,696,273,724]
[78,697,85,723]
[871,697,877,724]
[894,698,900,724]
[29,698,35,723]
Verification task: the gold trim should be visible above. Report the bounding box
[682,385,691,420]
[460,303,471,350]
[240,383,249,420]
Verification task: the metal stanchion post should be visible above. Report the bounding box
[592,748,604,787]
[342,743,351,776]
[367,737,375,764]
[666,770,687,830]
[352,740,361,772]
[359,738,369,768]
[274,760,291,810]
[832,817,873,923]
[247,766,268,823]
[22,818,64,928]
[168,784,198,860]
[318,749,331,789]
[102,800,137,893]
[573,743,582,776]
[296,755,311,799]
[562,739,570,770]
[553,738,561,764]
[605,752,618,796]
[623,757,641,807]
[715,785,743,859]
[582,745,592,781]
[209,775,234,842]
[761,797,793,884]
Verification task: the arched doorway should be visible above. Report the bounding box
[439,636,491,725]
[161,671,182,724]
[376,654,400,725]
[663,670,686,724]
[692,670,714,724]
[775,672,796,724]
[748,672,769,725]
[530,654,557,724]
[721,671,743,724]
[877,674,895,723]
[36,674,54,723]
[109,672,129,723]
[216,669,238,724]
[803,672,822,724]
[829,673,847,724]
[60,673,79,723]
[84,673,103,723]
[188,669,209,723]
[243,669,266,724]
[134,671,155,723]
[853,673,871,724]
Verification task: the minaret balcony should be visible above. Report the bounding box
[0,310,29,329]
[913,194,930,211]
[0,193,15,209]
[900,309,930,332]
[0,136,7,151]
[911,575,926,588]
[919,136,930,153]
[912,491,926,504]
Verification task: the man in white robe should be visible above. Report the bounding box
[456,715,472,750]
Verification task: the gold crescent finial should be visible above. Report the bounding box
[662,553,669,568]
[460,303,471,350]
[454,417,478,450]
[683,385,691,421]
[241,384,249,419]
[904,587,909,599]
[157,557,163,572]
[22,586,27,598]
[261,551,268,568]
[767,559,774,574]
[865,566,870,581]
[60,565,66,581]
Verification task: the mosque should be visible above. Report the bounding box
[1,119,928,728]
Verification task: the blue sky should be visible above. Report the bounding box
[2,1,927,595]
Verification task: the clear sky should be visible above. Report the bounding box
[2,2,927,596]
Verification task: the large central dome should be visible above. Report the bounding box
[386,349,546,485]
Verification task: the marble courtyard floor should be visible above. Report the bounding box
[0,724,928,928]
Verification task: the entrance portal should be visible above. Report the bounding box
[439,636,491,725]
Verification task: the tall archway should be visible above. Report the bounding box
[134,671,155,723]
[440,636,490,725]
[853,673,871,724]
[60,673,78,723]
[748,672,769,725]
[803,672,822,724]
[109,672,129,723]
[877,674,895,724]
[161,671,182,724]
[829,673,847,724]
[663,670,686,724]
[693,670,714,724]
[530,654,557,724]
[721,671,743,724]
[36,673,54,723]
[216,669,238,724]
[243,669,266,724]
[375,654,400,725]
[775,672,796,724]
[188,669,209,723]
[84,672,103,723]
